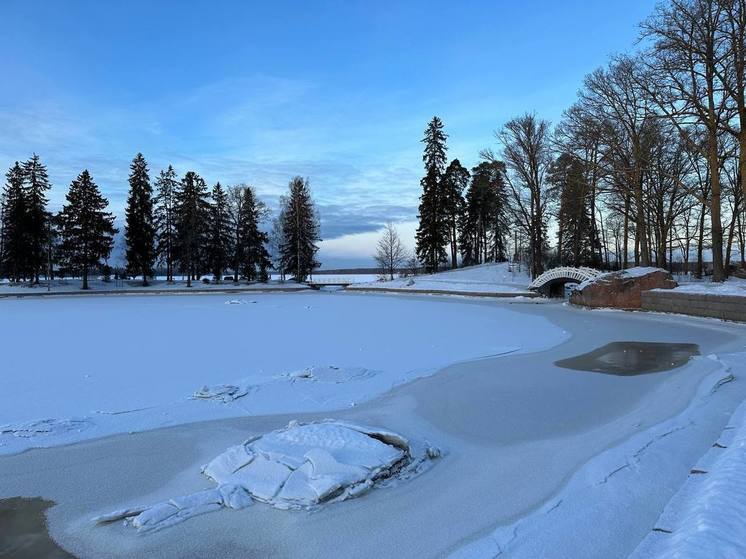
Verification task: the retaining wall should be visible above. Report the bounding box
[641,290,746,322]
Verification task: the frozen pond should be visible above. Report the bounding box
[0,293,745,558]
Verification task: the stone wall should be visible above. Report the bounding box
[641,290,746,322]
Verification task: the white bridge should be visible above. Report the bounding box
[529,267,604,296]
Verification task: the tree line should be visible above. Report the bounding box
[0,154,321,288]
[416,0,746,282]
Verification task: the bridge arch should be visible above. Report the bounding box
[529,267,603,297]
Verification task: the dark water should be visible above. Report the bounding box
[555,342,700,376]
[0,497,74,559]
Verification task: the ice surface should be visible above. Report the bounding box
[0,292,566,454]
[96,420,413,532]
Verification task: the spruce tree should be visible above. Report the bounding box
[22,154,51,283]
[154,165,178,282]
[174,171,209,287]
[58,170,117,289]
[280,177,320,282]
[459,161,508,265]
[207,182,233,282]
[441,159,469,268]
[237,186,271,282]
[1,163,29,281]
[124,153,155,286]
[415,116,449,272]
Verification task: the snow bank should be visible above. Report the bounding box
[349,262,532,295]
[630,397,746,559]
[95,420,421,533]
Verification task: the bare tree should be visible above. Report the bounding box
[640,0,732,280]
[374,223,406,280]
[488,113,552,279]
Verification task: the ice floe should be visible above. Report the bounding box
[94,420,433,533]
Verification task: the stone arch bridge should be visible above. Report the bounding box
[529,267,604,297]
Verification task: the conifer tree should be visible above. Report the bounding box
[174,171,209,287]
[58,170,117,289]
[154,165,178,282]
[441,159,469,268]
[280,177,320,282]
[22,154,51,283]
[237,185,271,282]
[124,153,155,286]
[1,163,29,281]
[415,116,449,272]
[207,182,233,282]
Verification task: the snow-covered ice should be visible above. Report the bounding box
[0,291,564,453]
[95,420,418,532]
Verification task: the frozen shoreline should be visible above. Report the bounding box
[1,301,744,558]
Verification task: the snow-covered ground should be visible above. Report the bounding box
[348,262,533,295]
[664,276,746,297]
[0,277,309,295]
[2,290,746,558]
[0,291,564,454]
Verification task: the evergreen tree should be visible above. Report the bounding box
[22,154,51,283]
[441,159,469,268]
[549,153,599,267]
[154,165,178,282]
[124,153,155,286]
[173,171,209,287]
[1,163,29,281]
[58,170,117,289]
[207,182,233,282]
[415,116,449,272]
[458,161,508,265]
[236,185,271,282]
[279,177,320,282]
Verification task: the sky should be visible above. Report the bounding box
[0,0,657,268]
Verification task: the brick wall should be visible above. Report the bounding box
[641,290,746,322]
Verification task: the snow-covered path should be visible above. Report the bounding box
[1,297,744,558]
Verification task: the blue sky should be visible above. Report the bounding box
[0,0,656,267]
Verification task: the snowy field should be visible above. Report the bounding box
[349,262,533,295]
[2,288,746,558]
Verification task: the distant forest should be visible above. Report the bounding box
[414,0,746,281]
[0,154,321,287]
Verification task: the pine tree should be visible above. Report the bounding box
[236,185,271,282]
[280,177,320,282]
[58,170,117,289]
[441,159,469,268]
[1,163,29,281]
[154,165,178,282]
[22,154,51,283]
[124,153,155,286]
[415,116,449,272]
[207,182,233,282]
[174,171,209,287]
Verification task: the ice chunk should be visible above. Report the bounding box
[97,420,413,532]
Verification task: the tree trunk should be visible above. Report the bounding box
[708,131,725,281]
